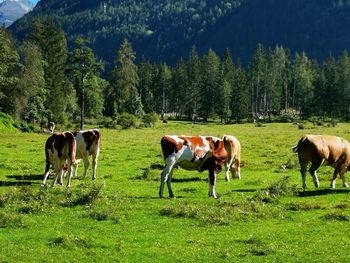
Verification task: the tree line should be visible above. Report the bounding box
[1,19,350,129]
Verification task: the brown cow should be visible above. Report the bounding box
[222,134,241,181]
[160,135,227,198]
[293,134,350,189]
[42,131,77,187]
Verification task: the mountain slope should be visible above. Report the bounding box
[8,0,350,66]
[0,0,33,27]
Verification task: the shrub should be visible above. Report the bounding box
[143,112,158,127]
[117,113,138,129]
[63,183,104,206]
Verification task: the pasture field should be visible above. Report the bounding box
[0,122,350,262]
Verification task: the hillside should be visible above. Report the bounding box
[0,0,33,27]
[8,0,350,65]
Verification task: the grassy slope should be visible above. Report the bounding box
[0,122,349,262]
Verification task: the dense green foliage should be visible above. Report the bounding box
[9,0,350,66]
[3,17,350,127]
[0,123,350,261]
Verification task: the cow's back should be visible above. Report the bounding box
[296,134,347,164]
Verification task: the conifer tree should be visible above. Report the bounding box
[0,28,20,116]
[108,39,142,116]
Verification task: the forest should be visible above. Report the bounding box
[1,18,350,130]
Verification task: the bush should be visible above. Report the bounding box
[143,112,158,127]
[117,113,138,129]
[0,112,17,133]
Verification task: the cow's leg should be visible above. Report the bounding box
[51,163,61,187]
[340,172,349,188]
[309,159,323,188]
[208,169,217,198]
[42,161,51,185]
[300,165,307,189]
[225,157,234,182]
[92,153,98,180]
[66,160,73,188]
[83,155,89,178]
[231,158,241,179]
[72,162,78,177]
[159,158,176,198]
[331,164,348,188]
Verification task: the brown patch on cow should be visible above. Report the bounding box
[179,136,205,152]
[161,136,183,160]
[82,130,97,152]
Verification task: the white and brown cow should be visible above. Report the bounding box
[160,135,227,198]
[42,131,77,187]
[72,129,100,180]
[222,134,241,181]
[293,134,350,189]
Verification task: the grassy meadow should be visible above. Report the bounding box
[0,121,350,262]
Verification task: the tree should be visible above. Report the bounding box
[67,37,104,129]
[231,60,249,122]
[108,39,142,116]
[137,56,156,113]
[29,18,73,125]
[249,44,267,119]
[292,52,317,118]
[200,49,220,121]
[0,28,20,116]
[218,48,234,123]
[153,63,172,119]
[186,46,201,120]
[17,41,46,124]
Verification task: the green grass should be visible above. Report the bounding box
[0,122,350,262]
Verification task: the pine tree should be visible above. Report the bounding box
[249,44,267,120]
[29,18,73,125]
[231,60,249,122]
[292,52,317,118]
[218,48,234,123]
[17,41,46,124]
[186,46,201,120]
[67,37,104,128]
[0,28,20,116]
[200,49,220,121]
[137,56,156,113]
[108,39,141,116]
[153,63,172,119]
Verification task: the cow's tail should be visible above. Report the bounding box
[65,132,77,165]
[292,135,308,153]
[44,135,54,173]
[93,129,101,146]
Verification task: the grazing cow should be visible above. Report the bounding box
[222,135,241,181]
[160,135,227,198]
[42,131,77,187]
[72,129,100,180]
[293,134,350,189]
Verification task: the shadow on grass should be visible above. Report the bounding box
[0,180,33,186]
[298,188,350,197]
[171,177,204,183]
[7,174,43,181]
[230,189,258,193]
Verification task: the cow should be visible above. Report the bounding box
[222,134,241,181]
[72,129,100,180]
[293,134,350,189]
[159,135,227,198]
[42,131,77,187]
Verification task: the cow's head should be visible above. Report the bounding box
[198,140,227,172]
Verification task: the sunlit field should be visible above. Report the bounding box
[0,121,349,262]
